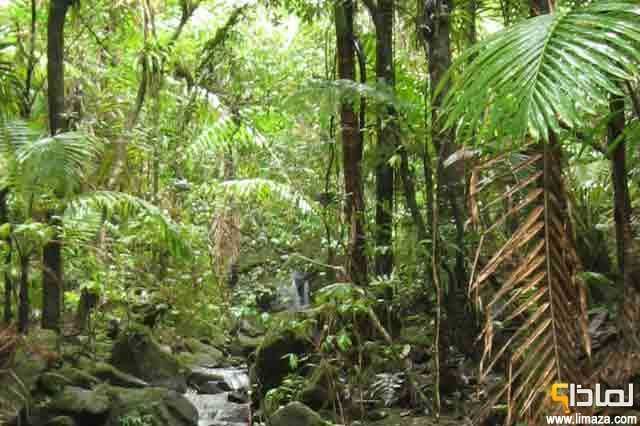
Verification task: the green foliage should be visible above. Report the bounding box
[441,0,640,143]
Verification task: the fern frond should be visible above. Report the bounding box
[222,178,312,212]
[66,191,189,258]
[17,132,102,197]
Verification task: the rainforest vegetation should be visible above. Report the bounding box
[0,0,639,425]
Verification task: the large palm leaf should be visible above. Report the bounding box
[0,121,102,200]
[440,0,640,143]
[468,141,590,424]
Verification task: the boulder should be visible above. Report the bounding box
[47,385,111,416]
[230,332,263,357]
[87,361,149,388]
[181,338,224,368]
[0,330,56,423]
[198,380,229,394]
[103,385,197,426]
[269,402,327,426]
[187,367,225,388]
[111,326,187,392]
[251,330,311,402]
[300,362,337,410]
[40,367,100,394]
[45,416,76,426]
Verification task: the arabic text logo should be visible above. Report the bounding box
[549,383,634,414]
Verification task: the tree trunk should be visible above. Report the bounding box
[74,288,99,332]
[372,0,395,277]
[43,0,72,331]
[608,94,640,349]
[18,254,29,334]
[0,189,11,324]
[335,0,367,286]
[419,0,474,353]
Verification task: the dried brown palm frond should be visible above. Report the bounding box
[209,199,241,283]
[0,369,28,424]
[468,140,590,424]
[0,326,18,370]
[0,326,26,424]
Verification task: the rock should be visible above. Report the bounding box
[88,361,149,388]
[111,326,187,392]
[198,380,229,394]
[182,338,224,367]
[48,385,111,415]
[0,331,53,423]
[300,362,336,410]
[40,367,101,394]
[103,385,197,426]
[177,351,221,368]
[39,372,74,394]
[45,416,76,426]
[251,329,311,402]
[228,390,248,404]
[215,403,250,423]
[187,367,225,388]
[269,402,327,426]
[231,332,263,357]
[366,409,389,421]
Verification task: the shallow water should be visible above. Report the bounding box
[184,367,250,426]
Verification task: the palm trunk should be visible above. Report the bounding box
[335,0,367,286]
[43,0,72,331]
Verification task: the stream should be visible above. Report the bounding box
[184,367,251,426]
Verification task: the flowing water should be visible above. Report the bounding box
[185,367,251,426]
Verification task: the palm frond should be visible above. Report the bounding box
[469,142,590,424]
[440,0,640,143]
[17,132,102,197]
[65,191,189,258]
[222,178,312,213]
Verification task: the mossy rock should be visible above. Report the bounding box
[268,402,328,426]
[103,385,197,426]
[179,338,224,368]
[230,332,263,357]
[251,329,311,403]
[0,332,53,424]
[48,385,111,415]
[40,366,101,394]
[300,362,337,410]
[111,326,187,392]
[87,361,149,388]
[45,416,76,426]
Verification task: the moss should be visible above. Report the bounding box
[110,326,187,392]
[252,329,311,403]
[103,385,197,426]
[268,402,328,426]
[300,361,337,410]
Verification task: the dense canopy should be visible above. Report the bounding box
[0,0,639,425]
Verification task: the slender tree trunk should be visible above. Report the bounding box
[610,95,632,277]
[0,189,12,324]
[335,0,367,286]
[608,94,640,350]
[370,0,396,277]
[43,0,72,331]
[18,254,29,334]
[19,0,38,119]
[419,0,474,353]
